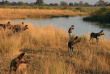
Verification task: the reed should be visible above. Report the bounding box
[0,8,87,19]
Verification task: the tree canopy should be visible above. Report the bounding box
[36,0,44,6]
[0,0,110,6]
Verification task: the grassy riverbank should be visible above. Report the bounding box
[0,6,101,11]
[0,6,108,19]
[0,8,87,19]
[0,25,110,74]
[83,7,110,23]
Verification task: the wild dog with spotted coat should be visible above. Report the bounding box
[89,30,104,44]
[10,53,27,74]
[68,36,80,52]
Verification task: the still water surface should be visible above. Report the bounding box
[10,17,110,39]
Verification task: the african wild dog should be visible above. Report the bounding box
[0,24,6,30]
[0,22,11,30]
[10,53,27,74]
[9,25,21,32]
[22,22,24,25]
[68,36,80,52]
[5,22,11,27]
[68,25,74,37]
[89,30,104,44]
[22,25,28,31]
[9,24,28,33]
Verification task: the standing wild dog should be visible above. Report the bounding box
[68,25,74,37]
[89,30,104,44]
[10,53,27,74]
[68,36,80,52]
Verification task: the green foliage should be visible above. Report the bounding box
[17,1,26,6]
[0,0,110,6]
[83,7,110,23]
[69,2,74,6]
[96,0,108,6]
[60,1,68,6]
[73,1,91,7]
[49,3,59,6]
[36,0,44,6]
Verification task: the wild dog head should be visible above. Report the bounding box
[17,53,25,61]
[22,25,28,31]
[10,52,26,73]
[99,30,104,35]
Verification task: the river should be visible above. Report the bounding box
[5,16,110,39]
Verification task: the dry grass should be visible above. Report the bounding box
[0,24,110,74]
[0,8,87,19]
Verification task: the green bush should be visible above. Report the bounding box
[83,7,110,23]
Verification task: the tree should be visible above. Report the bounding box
[84,2,90,7]
[11,2,17,6]
[74,2,79,6]
[60,1,68,6]
[36,0,44,6]
[3,1,10,5]
[17,1,25,6]
[49,3,59,6]
[79,1,84,6]
[30,3,36,6]
[107,3,110,6]
[54,3,59,6]
[49,3,54,6]
[96,0,108,6]
[69,2,73,6]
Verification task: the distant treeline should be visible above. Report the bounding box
[0,0,110,7]
[83,7,110,23]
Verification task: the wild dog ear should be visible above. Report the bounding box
[71,25,74,27]
[22,22,24,24]
[74,36,78,40]
[25,25,28,27]
[8,21,10,24]
[17,53,25,60]
[100,30,103,32]
[76,36,78,39]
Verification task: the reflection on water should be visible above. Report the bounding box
[2,17,110,39]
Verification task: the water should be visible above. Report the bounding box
[8,16,110,39]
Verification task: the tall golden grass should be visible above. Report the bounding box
[0,24,110,74]
[0,8,87,19]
